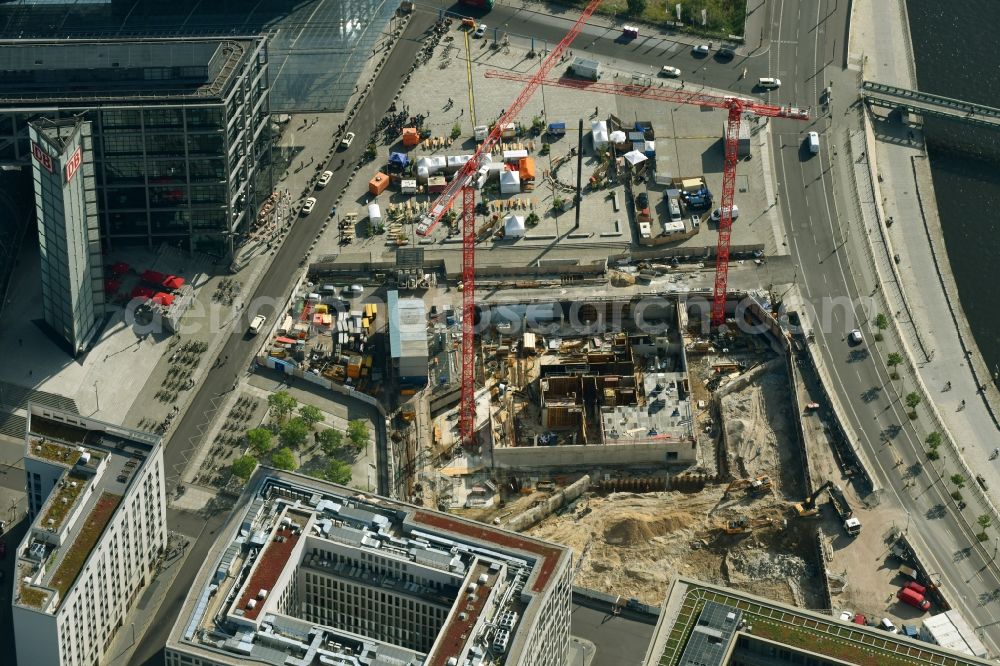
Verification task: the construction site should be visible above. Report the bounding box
[415,293,862,611]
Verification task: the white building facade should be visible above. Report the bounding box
[13,404,168,666]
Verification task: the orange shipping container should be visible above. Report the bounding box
[402,127,420,147]
[369,172,390,196]
[518,157,536,181]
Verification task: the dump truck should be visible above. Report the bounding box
[829,484,861,536]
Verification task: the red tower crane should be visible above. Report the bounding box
[483,71,810,327]
[415,0,605,446]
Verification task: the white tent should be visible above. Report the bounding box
[500,170,521,194]
[623,150,648,166]
[504,214,526,238]
[609,130,627,144]
[368,203,382,225]
[415,155,447,175]
[591,120,609,149]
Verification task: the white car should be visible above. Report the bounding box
[879,618,896,632]
[340,132,355,150]
[848,329,863,345]
[839,611,854,622]
[660,66,682,78]
[474,23,487,38]
[317,170,333,188]
[710,205,740,222]
[693,44,710,55]
[344,284,364,296]
[300,197,317,216]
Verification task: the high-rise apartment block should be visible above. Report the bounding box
[13,404,168,666]
[166,469,574,666]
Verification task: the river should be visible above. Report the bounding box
[906,0,1000,378]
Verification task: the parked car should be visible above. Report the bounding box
[660,65,682,78]
[839,611,853,622]
[474,23,487,38]
[317,170,333,188]
[879,618,897,632]
[716,46,736,60]
[904,580,927,596]
[636,192,649,209]
[853,613,866,625]
[693,44,710,55]
[300,197,317,216]
[344,284,364,296]
[340,132,356,150]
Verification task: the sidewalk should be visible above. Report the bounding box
[849,0,1000,516]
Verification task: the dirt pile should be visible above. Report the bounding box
[602,511,697,546]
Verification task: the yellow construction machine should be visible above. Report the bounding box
[723,475,773,500]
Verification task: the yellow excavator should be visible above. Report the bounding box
[717,516,776,535]
[723,475,773,500]
[793,480,833,517]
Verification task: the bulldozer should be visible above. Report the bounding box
[723,475,773,500]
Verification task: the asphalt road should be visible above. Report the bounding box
[128,12,437,665]
[766,0,1000,648]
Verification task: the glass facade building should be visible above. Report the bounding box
[0,38,273,259]
[28,119,104,354]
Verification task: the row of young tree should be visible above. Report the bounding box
[231,391,370,486]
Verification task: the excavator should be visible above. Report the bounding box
[723,475,773,500]
[793,480,833,517]
[717,516,776,535]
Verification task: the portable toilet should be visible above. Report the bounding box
[518,157,536,182]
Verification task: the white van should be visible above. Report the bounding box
[807,131,820,154]
[758,77,781,89]
[248,315,266,335]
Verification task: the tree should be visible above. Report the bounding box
[318,428,344,455]
[905,392,921,418]
[951,473,967,490]
[323,459,353,485]
[268,391,298,423]
[279,418,310,449]
[926,448,940,461]
[451,123,462,140]
[978,513,992,531]
[232,455,258,479]
[874,313,888,341]
[246,427,274,456]
[298,405,325,428]
[886,352,903,379]
[271,447,297,471]
[347,419,370,449]
[625,0,646,17]
[925,431,942,449]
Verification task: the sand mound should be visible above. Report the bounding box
[602,511,696,546]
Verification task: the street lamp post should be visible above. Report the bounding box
[93,382,100,412]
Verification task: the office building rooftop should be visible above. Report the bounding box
[0,37,255,103]
[644,577,994,666]
[169,469,573,666]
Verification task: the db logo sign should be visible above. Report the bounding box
[31,141,53,173]
[64,147,83,184]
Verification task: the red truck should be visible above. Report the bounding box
[904,580,927,595]
[897,587,931,611]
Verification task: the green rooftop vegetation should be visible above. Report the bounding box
[19,583,49,609]
[40,473,89,532]
[30,439,81,466]
[49,492,121,604]
[660,586,973,666]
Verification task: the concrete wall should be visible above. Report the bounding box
[12,605,58,666]
[257,355,382,412]
[492,441,695,470]
[506,475,590,532]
